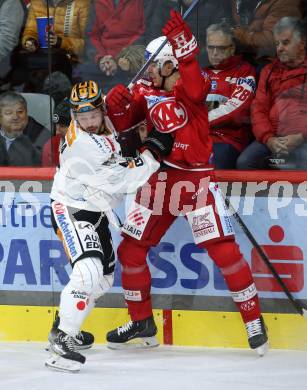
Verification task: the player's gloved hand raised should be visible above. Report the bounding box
[106,84,132,112]
[162,9,199,63]
[143,128,174,161]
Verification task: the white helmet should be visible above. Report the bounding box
[145,36,178,70]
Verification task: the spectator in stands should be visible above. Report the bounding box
[231,0,303,63]
[22,0,90,60]
[23,0,31,7]
[75,0,166,91]
[42,97,70,166]
[237,17,307,170]
[16,0,90,91]
[0,92,43,166]
[0,91,50,165]
[0,0,25,80]
[42,70,72,106]
[204,22,256,169]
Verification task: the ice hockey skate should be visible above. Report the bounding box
[245,315,269,356]
[106,315,159,349]
[45,329,86,373]
[47,311,94,351]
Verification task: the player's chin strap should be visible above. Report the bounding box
[159,67,178,90]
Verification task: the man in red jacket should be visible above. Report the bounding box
[237,17,307,170]
[105,10,268,356]
[204,22,256,168]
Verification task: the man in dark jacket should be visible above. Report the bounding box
[0,91,50,166]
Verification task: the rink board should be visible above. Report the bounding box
[1,305,307,350]
[1,169,307,349]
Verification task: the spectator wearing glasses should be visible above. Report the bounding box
[237,17,307,170]
[204,22,256,168]
[162,0,233,66]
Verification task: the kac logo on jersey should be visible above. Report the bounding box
[149,98,188,133]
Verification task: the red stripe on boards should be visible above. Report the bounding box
[162,309,173,345]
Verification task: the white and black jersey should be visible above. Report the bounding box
[51,119,160,212]
[50,119,159,266]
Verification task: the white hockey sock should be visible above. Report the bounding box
[58,257,113,337]
[59,282,91,337]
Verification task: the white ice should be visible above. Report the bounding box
[0,342,306,390]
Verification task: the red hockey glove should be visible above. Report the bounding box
[106,84,132,112]
[162,9,199,63]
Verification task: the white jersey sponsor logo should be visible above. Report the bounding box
[53,202,79,258]
[74,221,103,253]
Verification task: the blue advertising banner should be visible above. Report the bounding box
[0,191,306,300]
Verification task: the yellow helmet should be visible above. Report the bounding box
[70,80,103,113]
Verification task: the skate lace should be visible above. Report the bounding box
[61,334,76,351]
[75,332,84,341]
[117,321,133,335]
[245,318,262,338]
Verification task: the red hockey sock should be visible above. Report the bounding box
[206,239,261,323]
[118,238,153,321]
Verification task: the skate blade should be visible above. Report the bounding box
[255,341,269,357]
[45,354,81,373]
[72,342,93,351]
[107,336,159,350]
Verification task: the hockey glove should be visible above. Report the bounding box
[162,9,199,63]
[106,84,132,113]
[143,128,174,161]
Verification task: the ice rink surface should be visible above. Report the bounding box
[0,342,306,390]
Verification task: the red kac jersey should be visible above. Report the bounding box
[108,59,212,171]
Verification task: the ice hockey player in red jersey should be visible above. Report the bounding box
[105,10,268,355]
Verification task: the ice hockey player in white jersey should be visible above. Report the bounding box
[46,80,174,373]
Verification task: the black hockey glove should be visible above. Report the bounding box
[143,128,174,161]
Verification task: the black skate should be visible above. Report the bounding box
[106,315,159,349]
[245,315,269,356]
[45,329,86,373]
[47,311,94,351]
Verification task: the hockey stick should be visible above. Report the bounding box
[127,0,200,90]
[224,197,307,317]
